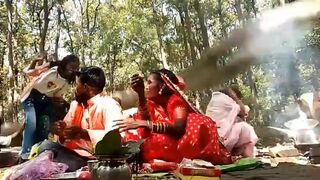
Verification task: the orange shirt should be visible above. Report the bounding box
[63,94,123,156]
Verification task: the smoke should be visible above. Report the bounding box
[181,0,320,91]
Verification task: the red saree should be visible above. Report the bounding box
[125,94,232,165]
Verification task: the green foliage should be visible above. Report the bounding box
[94,129,144,156]
[95,129,122,155]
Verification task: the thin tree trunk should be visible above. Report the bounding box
[5,0,15,122]
[217,0,228,67]
[89,0,100,37]
[54,7,61,61]
[110,46,118,92]
[177,6,189,66]
[194,0,209,50]
[182,0,197,64]
[77,0,86,66]
[234,0,244,25]
[62,9,74,52]
[39,0,50,53]
[152,0,169,69]
[217,0,228,38]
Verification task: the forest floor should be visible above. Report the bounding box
[221,163,320,180]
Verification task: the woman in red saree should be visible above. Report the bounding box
[116,69,232,165]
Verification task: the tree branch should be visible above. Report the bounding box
[89,0,101,36]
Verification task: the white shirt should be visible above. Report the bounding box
[33,67,70,97]
[20,67,70,102]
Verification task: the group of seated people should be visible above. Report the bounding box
[6,53,259,172]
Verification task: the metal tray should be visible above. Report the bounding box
[41,172,80,180]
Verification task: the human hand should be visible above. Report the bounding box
[63,126,87,140]
[52,121,66,136]
[131,74,145,96]
[113,118,148,132]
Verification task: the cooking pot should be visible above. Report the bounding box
[268,118,320,146]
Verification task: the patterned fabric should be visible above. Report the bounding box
[126,94,232,165]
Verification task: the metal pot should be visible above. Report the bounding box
[268,118,320,145]
[91,155,132,180]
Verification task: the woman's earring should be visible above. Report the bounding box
[158,87,164,95]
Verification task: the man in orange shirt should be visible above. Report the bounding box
[41,66,124,171]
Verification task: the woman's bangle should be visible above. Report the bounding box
[146,120,151,129]
[162,123,167,133]
[159,123,163,133]
[150,122,169,133]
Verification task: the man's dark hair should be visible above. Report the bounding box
[76,66,106,92]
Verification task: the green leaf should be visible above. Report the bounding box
[94,129,122,155]
[94,129,145,156]
[126,139,145,154]
[119,147,130,155]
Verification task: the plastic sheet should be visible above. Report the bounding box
[3,151,68,180]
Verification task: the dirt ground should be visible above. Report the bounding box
[221,163,320,180]
[2,163,320,179]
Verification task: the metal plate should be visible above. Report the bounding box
[284,118,319,130]
[40,172,80,180]
[295,143,320,152]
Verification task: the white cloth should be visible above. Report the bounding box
[205,92,258,156]
[300,92,314,117]
[206,92,240,139]
[0,136,12,146]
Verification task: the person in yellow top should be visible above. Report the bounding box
[20,54,79,159]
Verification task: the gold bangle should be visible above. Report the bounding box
[163,123,167,133]
[146,120,150,128]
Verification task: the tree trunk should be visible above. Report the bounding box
[54,7,61,61]
[234,0,244,25]
[110,46,118,92]
[0,46,4,68]
[177,6,189,66]
[39,0,50,53]
[62,9,74,52]
[217,0,228,39]
[5,0,15,122]
[217,0,228,67]
[194,0,209,50]
[152,0,169,69]
[77,0,86,66]
[182,0,197,64]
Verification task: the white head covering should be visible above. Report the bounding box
[300,92,314,117]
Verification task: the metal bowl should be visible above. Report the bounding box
[284,118,319,130]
